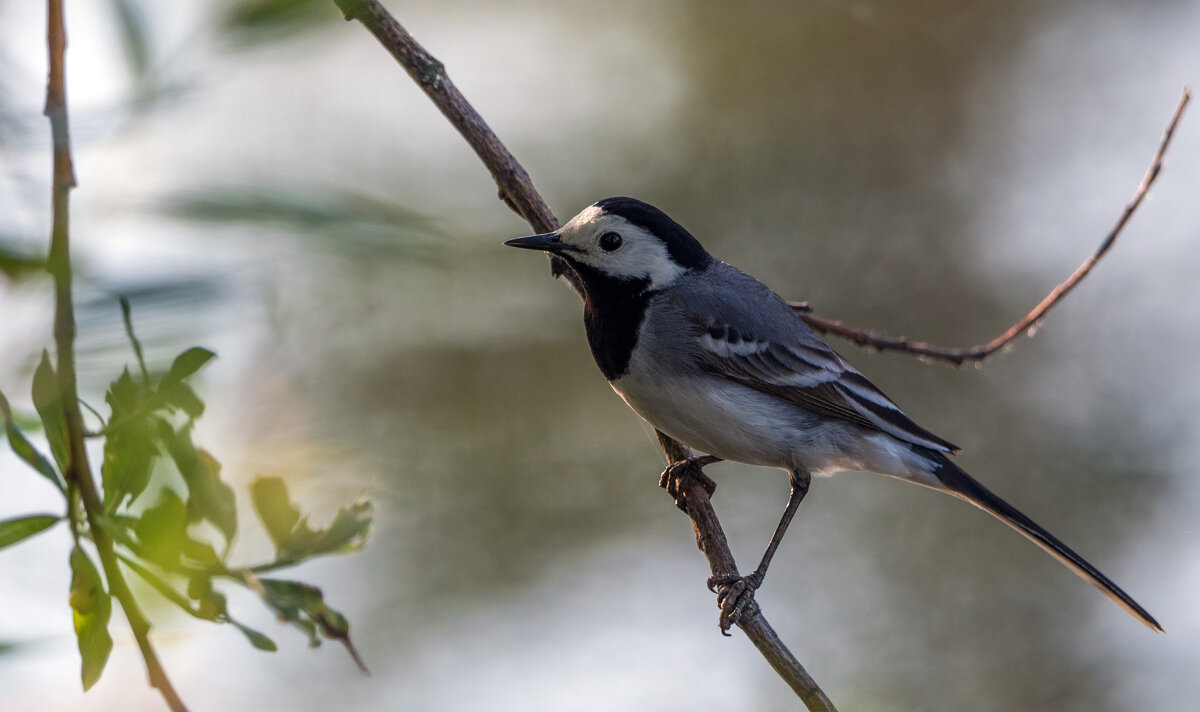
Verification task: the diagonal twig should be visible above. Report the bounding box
[327,0,587,288]
[330,1,837,709]
[795,87,1190,365]
[654,432,836,709]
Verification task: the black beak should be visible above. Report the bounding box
[504,232,567,253]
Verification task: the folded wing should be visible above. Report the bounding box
[692,317,960,454]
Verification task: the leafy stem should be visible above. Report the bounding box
[2,4,375,709]
[43,1,188,708]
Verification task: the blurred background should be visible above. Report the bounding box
[1,1,1198,710]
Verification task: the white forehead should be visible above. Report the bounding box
[558,205,686,289]
[565,204,607,230]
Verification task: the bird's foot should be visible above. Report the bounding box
[658,455,721,511]
[707,571,763,634]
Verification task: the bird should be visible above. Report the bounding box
[504,196,1161,632]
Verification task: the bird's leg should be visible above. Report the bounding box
[708,470,811,632]
[659,454,722,511]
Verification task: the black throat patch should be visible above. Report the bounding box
[565,260,655,380]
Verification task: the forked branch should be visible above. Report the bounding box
[794,87,1190,365]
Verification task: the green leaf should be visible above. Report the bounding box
[251,477,301,553]
[134,491,188,568]
[182,538,222,567]
[101,370,158,511]
[162,424,237,543]
[105,368,142,415]
[251,478,372,563]
[0,514,62,550]
[9,409,44,433]
[32,352,70,474]
[69,547,113,690]
[256,579,323,647]
[282,499,373,562]
[232,620,278,652]
[160,347,215,389]
[185,575,226,621]
[101,423,159,515]
[304,500,373,556]
[159,381,205,418]
[4,428,60,488]
[164,188,440,260]
[0,241,45,281]
[101,421,157,512]
[179,573,277,651]
[1,389,66,492]
[221,0,335,46]
[118,297,150,383]
[108,0,151,78]
[256,578,366,671]
[118,551,208,622]
[258,579,324,642]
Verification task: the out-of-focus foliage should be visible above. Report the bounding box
[248,477,371,667]
[107,0,152,80]
[68,546,113,691]
[0,514,62,551]
[1,390,66,493]
[105,0,192,113]
[255,577,367,669]
[31,353,71,477]
[0,241,45,282]
[252,476,372,562]
[2,2,378,695]
[221,0,338,46]
[1,307,374,691]
[164,187,443,260]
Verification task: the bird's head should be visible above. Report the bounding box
[505,197,712,290]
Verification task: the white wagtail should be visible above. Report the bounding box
[505,196,1161,632]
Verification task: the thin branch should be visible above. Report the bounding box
[330,1,555,232]
[120,296,152,384]
[78,397,107,432]
[117,553,207,620]
[655,432,836,709]
[328,0,585,290]
[43,3,189,710]
[795,87,1191,365]
[331,1,836,708]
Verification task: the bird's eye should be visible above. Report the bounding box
[598,232,623,252]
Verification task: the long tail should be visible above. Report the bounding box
[923,450,1162,632]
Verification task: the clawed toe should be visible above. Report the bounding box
[706,573,741,592]
[659,455,721,510]
[707,572,764,633]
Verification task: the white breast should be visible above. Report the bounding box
[611,342,801,467]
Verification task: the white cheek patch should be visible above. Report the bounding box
[560,212,687,289]
[636,243,687,289]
